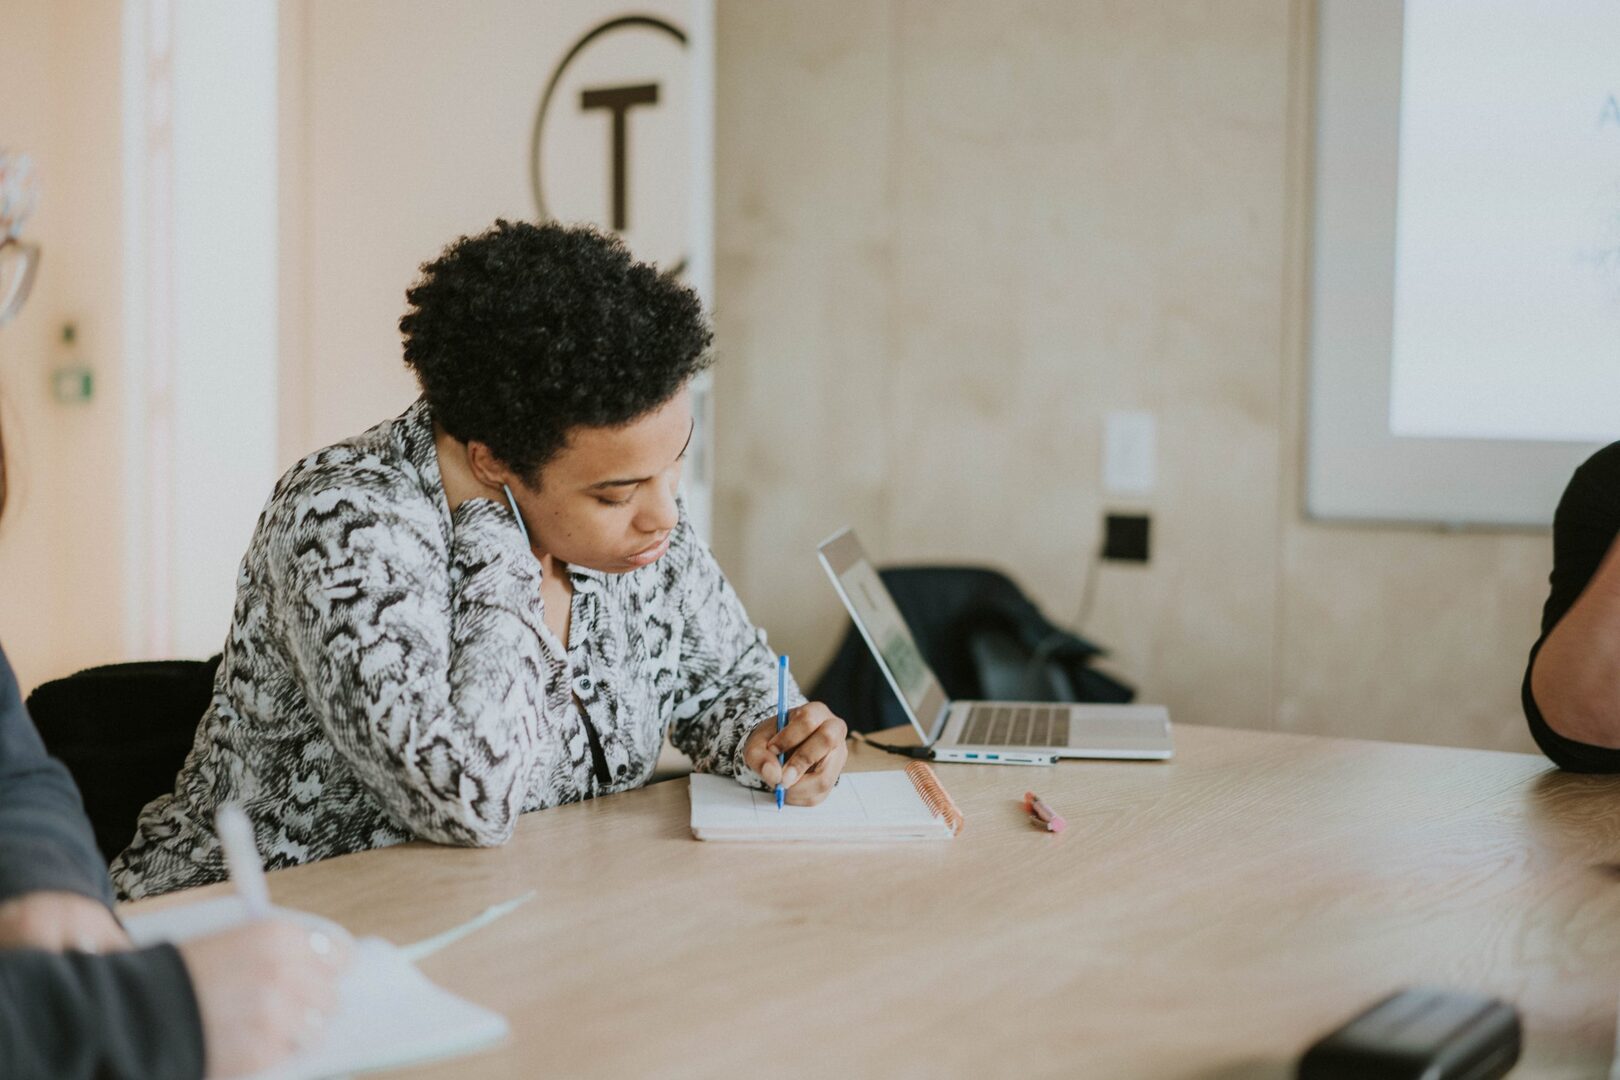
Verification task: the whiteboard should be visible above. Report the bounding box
[1306,0,1609,528]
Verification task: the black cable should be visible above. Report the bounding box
[852,734,934,760]
[1072,539,1105,633]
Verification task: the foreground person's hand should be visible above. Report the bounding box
[178,919,350,1079]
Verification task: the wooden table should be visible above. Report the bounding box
[124,725,1620,1078]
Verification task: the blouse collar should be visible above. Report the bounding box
[395,397,611,585]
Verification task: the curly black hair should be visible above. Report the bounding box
[399,220,712,479]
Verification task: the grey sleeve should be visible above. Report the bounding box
[0,645,113,908]
[667,526,805,785]
[271,478,567,847]
[0,943,205,1080]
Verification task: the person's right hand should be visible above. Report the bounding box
[177,919,349,1079]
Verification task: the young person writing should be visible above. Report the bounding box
[112,221,848,899]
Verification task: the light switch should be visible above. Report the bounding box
[1103,410,1156,495]
[51,366,93,403]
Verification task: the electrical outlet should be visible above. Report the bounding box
[1102,513,1151,562]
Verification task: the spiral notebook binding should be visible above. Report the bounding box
[905,761,965,835]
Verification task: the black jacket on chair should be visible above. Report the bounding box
[24,657,220,864]
[808,566,1133,734]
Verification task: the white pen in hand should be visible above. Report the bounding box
[215,803,271,919]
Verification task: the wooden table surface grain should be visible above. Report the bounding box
[123,724,1620,1079]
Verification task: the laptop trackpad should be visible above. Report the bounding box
[1068,705,1170,748]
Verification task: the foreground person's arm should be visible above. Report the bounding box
[0,944,203,1080]
[0,919,345,1080]
[0,645,125,949]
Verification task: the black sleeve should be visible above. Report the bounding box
[0,943,205,1080]
[1524,442,1620,772]
[0,645,113,907]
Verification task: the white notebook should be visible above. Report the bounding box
[123,896,508,1080]
[688,769,960,841]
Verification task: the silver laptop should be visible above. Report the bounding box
[818,527,1174,765]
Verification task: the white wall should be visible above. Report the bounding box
[121,0,282,660]
[0,1,1562,756]
[711,0,1551,753]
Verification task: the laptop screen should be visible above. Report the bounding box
[817,528,950,739]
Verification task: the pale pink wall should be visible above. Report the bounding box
[0,0,126,693]
[277,0,707,464]
[4,0,711,691]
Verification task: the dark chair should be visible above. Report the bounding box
[24,656,220,863]
[809,566,1133,734]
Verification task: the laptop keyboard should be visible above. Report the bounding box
[960,705,1070,747]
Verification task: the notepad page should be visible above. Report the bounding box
[251,939,507,1080]
[688,772,951,840]
[124,896,508,1079]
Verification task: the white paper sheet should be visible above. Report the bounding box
[688,772,952,841]
[124,896,508,1079]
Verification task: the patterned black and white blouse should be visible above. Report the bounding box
[109,400,802,899]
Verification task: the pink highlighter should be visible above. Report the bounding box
[1022,791,1066,834]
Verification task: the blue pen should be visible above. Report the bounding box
[775,654,789,810]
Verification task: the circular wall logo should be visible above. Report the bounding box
[531,16,689,275]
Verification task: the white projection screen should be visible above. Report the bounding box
[1307,0,1618,528]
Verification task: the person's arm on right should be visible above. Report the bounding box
[1525,444,1620,769]
[270,453,565,847]
[1529,535,1620,749]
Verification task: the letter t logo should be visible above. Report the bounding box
[580,83,660,231]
